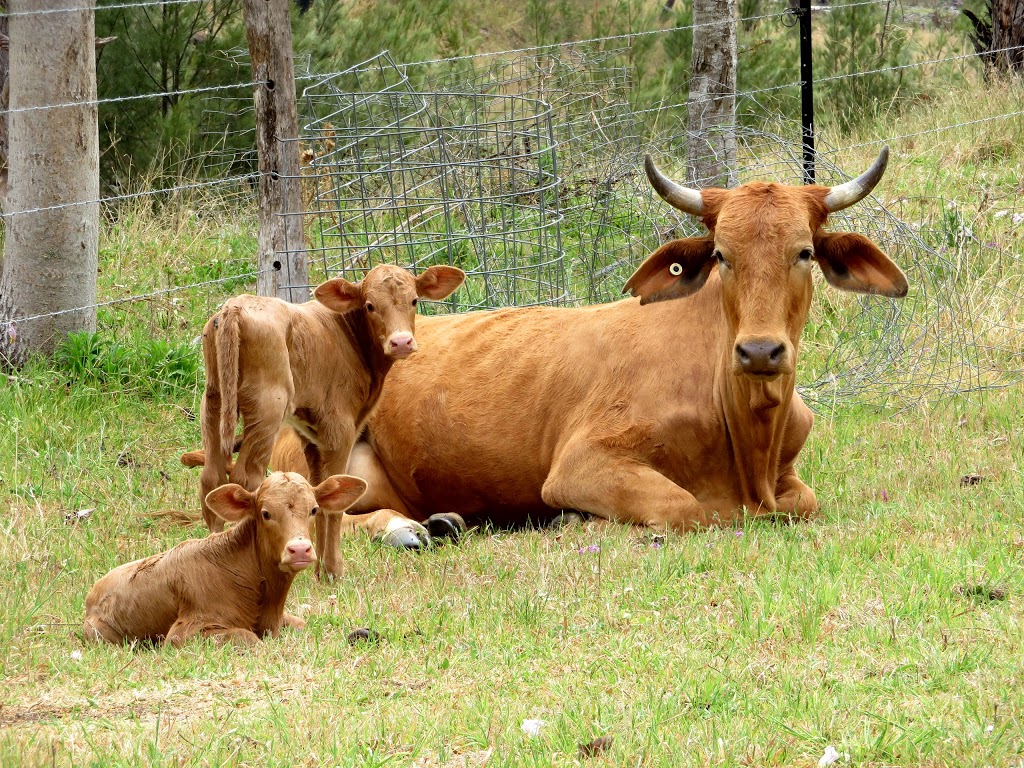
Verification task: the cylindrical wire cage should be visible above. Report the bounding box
[291,58,566,312]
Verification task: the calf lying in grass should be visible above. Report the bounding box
[198,263,464,576]
[83,472,366,647]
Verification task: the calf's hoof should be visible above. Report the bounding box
[426,512,467,542]
[378,518,431,550]
[548,510,587,530]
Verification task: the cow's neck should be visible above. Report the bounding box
[717,346,797,511]
[336,310,395,415]
[220,519,296,629]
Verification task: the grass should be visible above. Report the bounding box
[2,73,1024,766]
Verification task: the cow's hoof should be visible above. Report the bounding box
[548,510,587,529]
[378,518,431,550]
[426,512,467,542]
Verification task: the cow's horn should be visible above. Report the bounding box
[823,145,889,212]
[644,154,704,216]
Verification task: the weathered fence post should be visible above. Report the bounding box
[799,0,815,184]
[685,0,738,187]
[0,0,100,367]
[243,0,307,302]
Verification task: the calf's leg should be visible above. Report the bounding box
[542,440,735,532]
[165,618,260,647]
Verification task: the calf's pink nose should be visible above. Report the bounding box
[287,541,313,559]
[389,333,415,354]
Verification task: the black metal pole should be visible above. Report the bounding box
[799,0,815,184]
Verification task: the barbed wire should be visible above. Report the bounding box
[5,80,264,116]
[4,267,268,329]
[2,173,259,219]
[4,0,207,17]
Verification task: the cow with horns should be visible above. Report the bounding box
[256,148,910,541]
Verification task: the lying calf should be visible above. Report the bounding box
[83,472,366,646]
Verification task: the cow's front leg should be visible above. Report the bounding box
[772,394,817,520]
[541,440,734,532]
[282,613,305,630]
[313,430,358,580]
[773,469,818,520]
[340,509,432,549]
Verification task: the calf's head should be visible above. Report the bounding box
[205,472,367,573]
[314,264,466,359]
[625,147,908,382]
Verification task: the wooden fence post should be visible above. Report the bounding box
[243,0,307,303]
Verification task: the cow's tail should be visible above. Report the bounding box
[215,305,242,467]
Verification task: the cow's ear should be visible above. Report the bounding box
[814,231,908,298]
[314,278,363,313]
[623,238,717,305]
[415,266,466,301]
[205,483,254,523]
[314,475,368,515]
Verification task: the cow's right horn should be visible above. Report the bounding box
[823,145,889,212]
[644,155,704,216]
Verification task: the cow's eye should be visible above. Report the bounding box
[262,510,271,521]
[310,507,319,517]
[411,298,419,306]
[714,251,729,267]
[797,248,814,262]
[365,302,376,313]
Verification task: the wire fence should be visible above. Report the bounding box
[1,0,1022,409]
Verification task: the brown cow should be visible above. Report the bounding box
[292,148,907,535]
[197,263,465,575]
[83,473,367,646]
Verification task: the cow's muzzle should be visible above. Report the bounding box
[386,332,417,359]
[734,337,791,380]
[281,538,316,572]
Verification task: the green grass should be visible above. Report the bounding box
[1,380,1022,766]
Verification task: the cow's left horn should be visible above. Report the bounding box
[644,154,704,216]
[823,145,889,212]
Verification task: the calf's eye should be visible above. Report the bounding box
[411,298,419,307]
[311,507,319,517]
[798,248,814,261]
[262,510,270,521]
[365,302,376,313]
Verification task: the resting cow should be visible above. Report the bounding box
[295,147,906,538]
[82,472,367,646]
[196,263,464,575]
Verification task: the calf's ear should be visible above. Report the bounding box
[415,265,466,301]
[315,278,363,313]
[315,475,368,515]
[623,238,717,305]
[813,231,908,298]
[205,483,254,523]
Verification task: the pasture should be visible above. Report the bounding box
[2,80,1024,766]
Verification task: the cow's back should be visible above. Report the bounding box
[362,289,727,520]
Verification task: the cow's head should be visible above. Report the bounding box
[205,472,367,573]
[314,264,466,359]
[624,148,907,381]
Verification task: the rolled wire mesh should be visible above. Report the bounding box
[290,53,565,311]
[264,37,1023,410]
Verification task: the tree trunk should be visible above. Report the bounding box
[243,0,307,303]
[0,0,99,367]
[992,0,1024,73]
[685,0,738,187]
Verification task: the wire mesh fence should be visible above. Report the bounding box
[1,1,1022,409]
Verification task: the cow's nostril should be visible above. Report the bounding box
[735,344,750,364]
[768,343,786,363]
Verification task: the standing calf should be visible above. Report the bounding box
[83,472,367,646]
[198,263,465,577]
